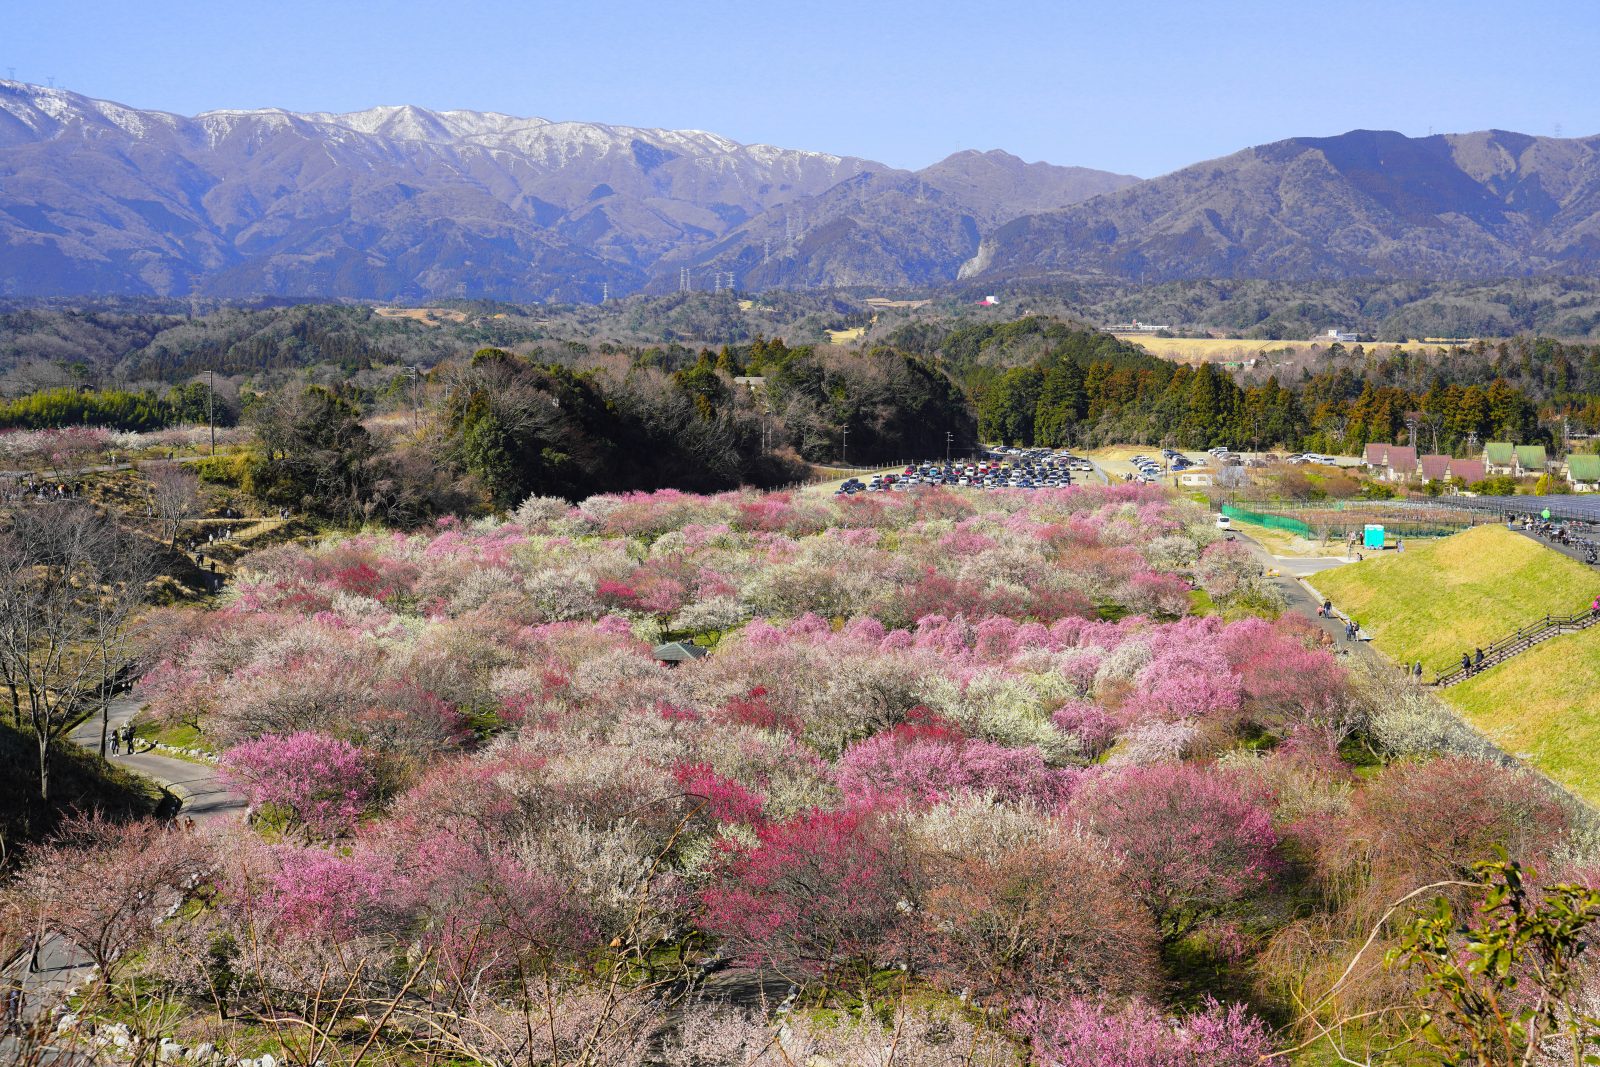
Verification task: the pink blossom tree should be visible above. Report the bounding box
[6,814,210,983]
[1073,763,1281,939]
[835,728,1077,810]
[1017,996,1272,1067]
[222,731,375,840]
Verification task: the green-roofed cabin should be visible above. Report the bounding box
[652,641,708,666]
[1568,453,1600,491]
[1515,445,1549,474]
[1484,442,1515,474]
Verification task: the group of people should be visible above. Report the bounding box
[0,474,84,504]
[1314,598,1365,643]
[1459,647,1486,676]
[1519,515,1600,564]
[107,722,138,756]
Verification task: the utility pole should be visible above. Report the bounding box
[207,369,215,457]
[842,427,850,466]
[946,430,953,466]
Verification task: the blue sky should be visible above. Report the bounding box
[8,0,1600,177]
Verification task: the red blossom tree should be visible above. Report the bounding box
[699,808,913,987]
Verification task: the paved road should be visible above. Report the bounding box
[1229,528,1392,664]
[3,696,241,1042]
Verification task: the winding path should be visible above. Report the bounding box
[2,695,243,1040]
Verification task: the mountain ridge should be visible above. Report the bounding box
[965,127,1600,283]
[0,81,1133,301]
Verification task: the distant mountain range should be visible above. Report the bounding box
[6,82,1600,301]
[0,82,1132,301]
[965,129,1600,283]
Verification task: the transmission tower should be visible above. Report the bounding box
[600,281,609,303]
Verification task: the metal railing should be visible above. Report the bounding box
[1433,608,1600,686]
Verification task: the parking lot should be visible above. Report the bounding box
[834,448,1101,495]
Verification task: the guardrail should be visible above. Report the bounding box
[1433,608,1600,686]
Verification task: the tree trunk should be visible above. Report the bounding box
[99,691,110,759]
[37,735,49,802]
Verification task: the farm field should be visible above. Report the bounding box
[1447,625,1600,804]
[1313,524,1600,674]
[371,306,469,325]
[1112,334,1473,364]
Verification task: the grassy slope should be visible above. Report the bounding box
[1447,625,1600,804]
[1314,525,1600,674]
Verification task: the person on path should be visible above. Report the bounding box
[1474,647,1485,670]
[1323,599,1332,616]
[4,984,22,1036]
[110,731,120,756]
[1462,651,1472,675]
[1397,539,1405,553]
[1413,661,1423,680]
[123,723,136,754]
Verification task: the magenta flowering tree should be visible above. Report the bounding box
[1074,763,1281,938]
[222,731,376,840]
[672,761,766,825]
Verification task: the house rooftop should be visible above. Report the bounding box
[1419,455,1451,480]
[652,641,708,663]
[1385,446,1418,471]
[1569,454,1600,482]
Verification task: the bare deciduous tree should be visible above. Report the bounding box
[0,500,151,799]
[146,463,203,547]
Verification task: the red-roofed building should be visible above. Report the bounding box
[1363,443,1389,468]
[1448,459,1485,486]
[1418,455,1451,483]
[1380,446,1418,482]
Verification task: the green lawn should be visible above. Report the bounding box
[1446,625,1600,804]
[1314,525,1600,675]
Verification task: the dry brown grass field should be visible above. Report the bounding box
[1112,334,1471,365]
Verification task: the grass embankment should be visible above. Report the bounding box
[1315,524,1600,675]
[0,718,165,849]
[1446,625,1600,804]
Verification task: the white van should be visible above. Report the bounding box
[1215,515,1232,530]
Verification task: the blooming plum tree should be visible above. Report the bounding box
[221,731,375,840]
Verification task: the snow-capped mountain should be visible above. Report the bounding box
[0,82,1133,300]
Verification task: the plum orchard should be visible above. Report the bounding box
[8,483,1593,1065]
